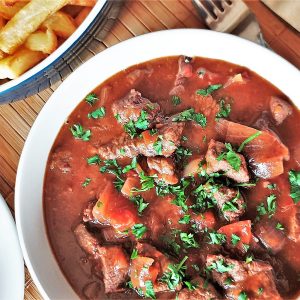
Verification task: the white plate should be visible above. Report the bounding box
[0,194,24,300]
[15,29,300,300]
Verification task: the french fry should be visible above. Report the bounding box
[0,0,69,54]
[42,11,76,39]
[25,29,58,54]
[75,6,91,26]
[0,1,26,19]
[68,0,96,7]
[0,48,45,79]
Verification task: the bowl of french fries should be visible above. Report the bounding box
[0,0,121,103]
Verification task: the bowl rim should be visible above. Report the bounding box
[15,28,300,300]
[0,0,107,94]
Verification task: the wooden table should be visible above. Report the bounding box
[0,1,298,299]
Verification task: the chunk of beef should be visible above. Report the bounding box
[216,119,289,178]
[98,122,185,159]
[49,148,72,173]
[112,89,161,126]
[183,156,204,178]
[270,96,292,125]
[147,157,178,185]
[177,277,220,300]
[82,201,95,223]
[205,139,250,183]
[254,218,286,254]
[170,56,193,95]
[210,185,245,222]
[74,224,130,293]
[206,254,282,300]
[286,205,300,243]
[130,243,180,294]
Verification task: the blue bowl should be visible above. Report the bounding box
[0,0,122,104]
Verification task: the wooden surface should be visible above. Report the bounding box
[0,0,298,299]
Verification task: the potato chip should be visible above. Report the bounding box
[0,0,69,54]
[0,48,45,79]
[25,29,58,54]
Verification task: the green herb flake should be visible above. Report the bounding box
[130,195,149,216]
[153,135,163,155]
[237,131,262,153]
[178,215,191,224]
[245,255,253,264]
[122,157,137,173]
[87,154,101,165]
[88,107,105,119]
[120,148,126,155]
[207,259,234,273]
[180,232,199,249]
[131,224,147,239]
[216,99,231,120]
[276,222,285,231]
[208,232,226,245]
[100,159,124,191]
[238,291,248,300]
[258,287,264,295]
[70,124,91,141]
[82,177,91,187]
[133,172,157,193]
[224,277,234,285]
[184,281,198,291]
[267,194,277,217]
[130,249,138,260]
[267,183,277,190]
[160,256,188,291]
[231,233,241,246]
[85,93,98,105]
[196,84,223,96]
[144,280,156,299]
[172,95,182,106]
[172,108,207,127]
[217,143,241,171]
[289,170,300,204]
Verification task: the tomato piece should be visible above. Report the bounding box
[93,182,139,232]
[192,210,216,231]
[218,220,252,250]
[141,130,157,145]
[121,176,141,197]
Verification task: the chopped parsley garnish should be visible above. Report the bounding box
[87,154,101,165]
[133,172,157,192]
[150,128,158,135]
[172,95,182,106]
[122,110,150,138]
[130,195,149,216]
[224,277,234,285]
[231,233,241,245]
[82,177,91,187]
[208,232,226,245]
[222,190,240,213]
[85,93,98,105]
[180,232,199,248]
[174,146,192,164]
[88,107,105,119]
[160,256,188,290]
[196,84,223,96]
[258,287,264,295]
[191,183,217,213]
[70,124,91,141]
[238,291,248,300]
[289,170,300,203]
[162,235,181,256]
[178,215,191,224]
[172,108,207,127]
[242,243,250,252]
[216,99,231,120]
[266,194,277,217]
[144,280,156,299]
[100,159,124,191]
[153,135,163,155]
[130,249,138,260]
[267,183,277,190]
[122,157,137,173]
[237,131,262,153]
[276,222,285,231]
[184,281,198,291]
[207,259,234,273]
[181,135,188,142]
[171,178,192,212]
[217,143,241,171]
[131,224,147,239]
[245,255,253,264]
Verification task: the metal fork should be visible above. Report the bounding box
[192,0,268,46]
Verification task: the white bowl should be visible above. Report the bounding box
[15,29,300,300]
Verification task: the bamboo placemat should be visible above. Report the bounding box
[0,0,298,299]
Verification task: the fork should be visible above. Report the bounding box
[192,0,267,46]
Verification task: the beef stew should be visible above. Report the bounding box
[44,56,300,299]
